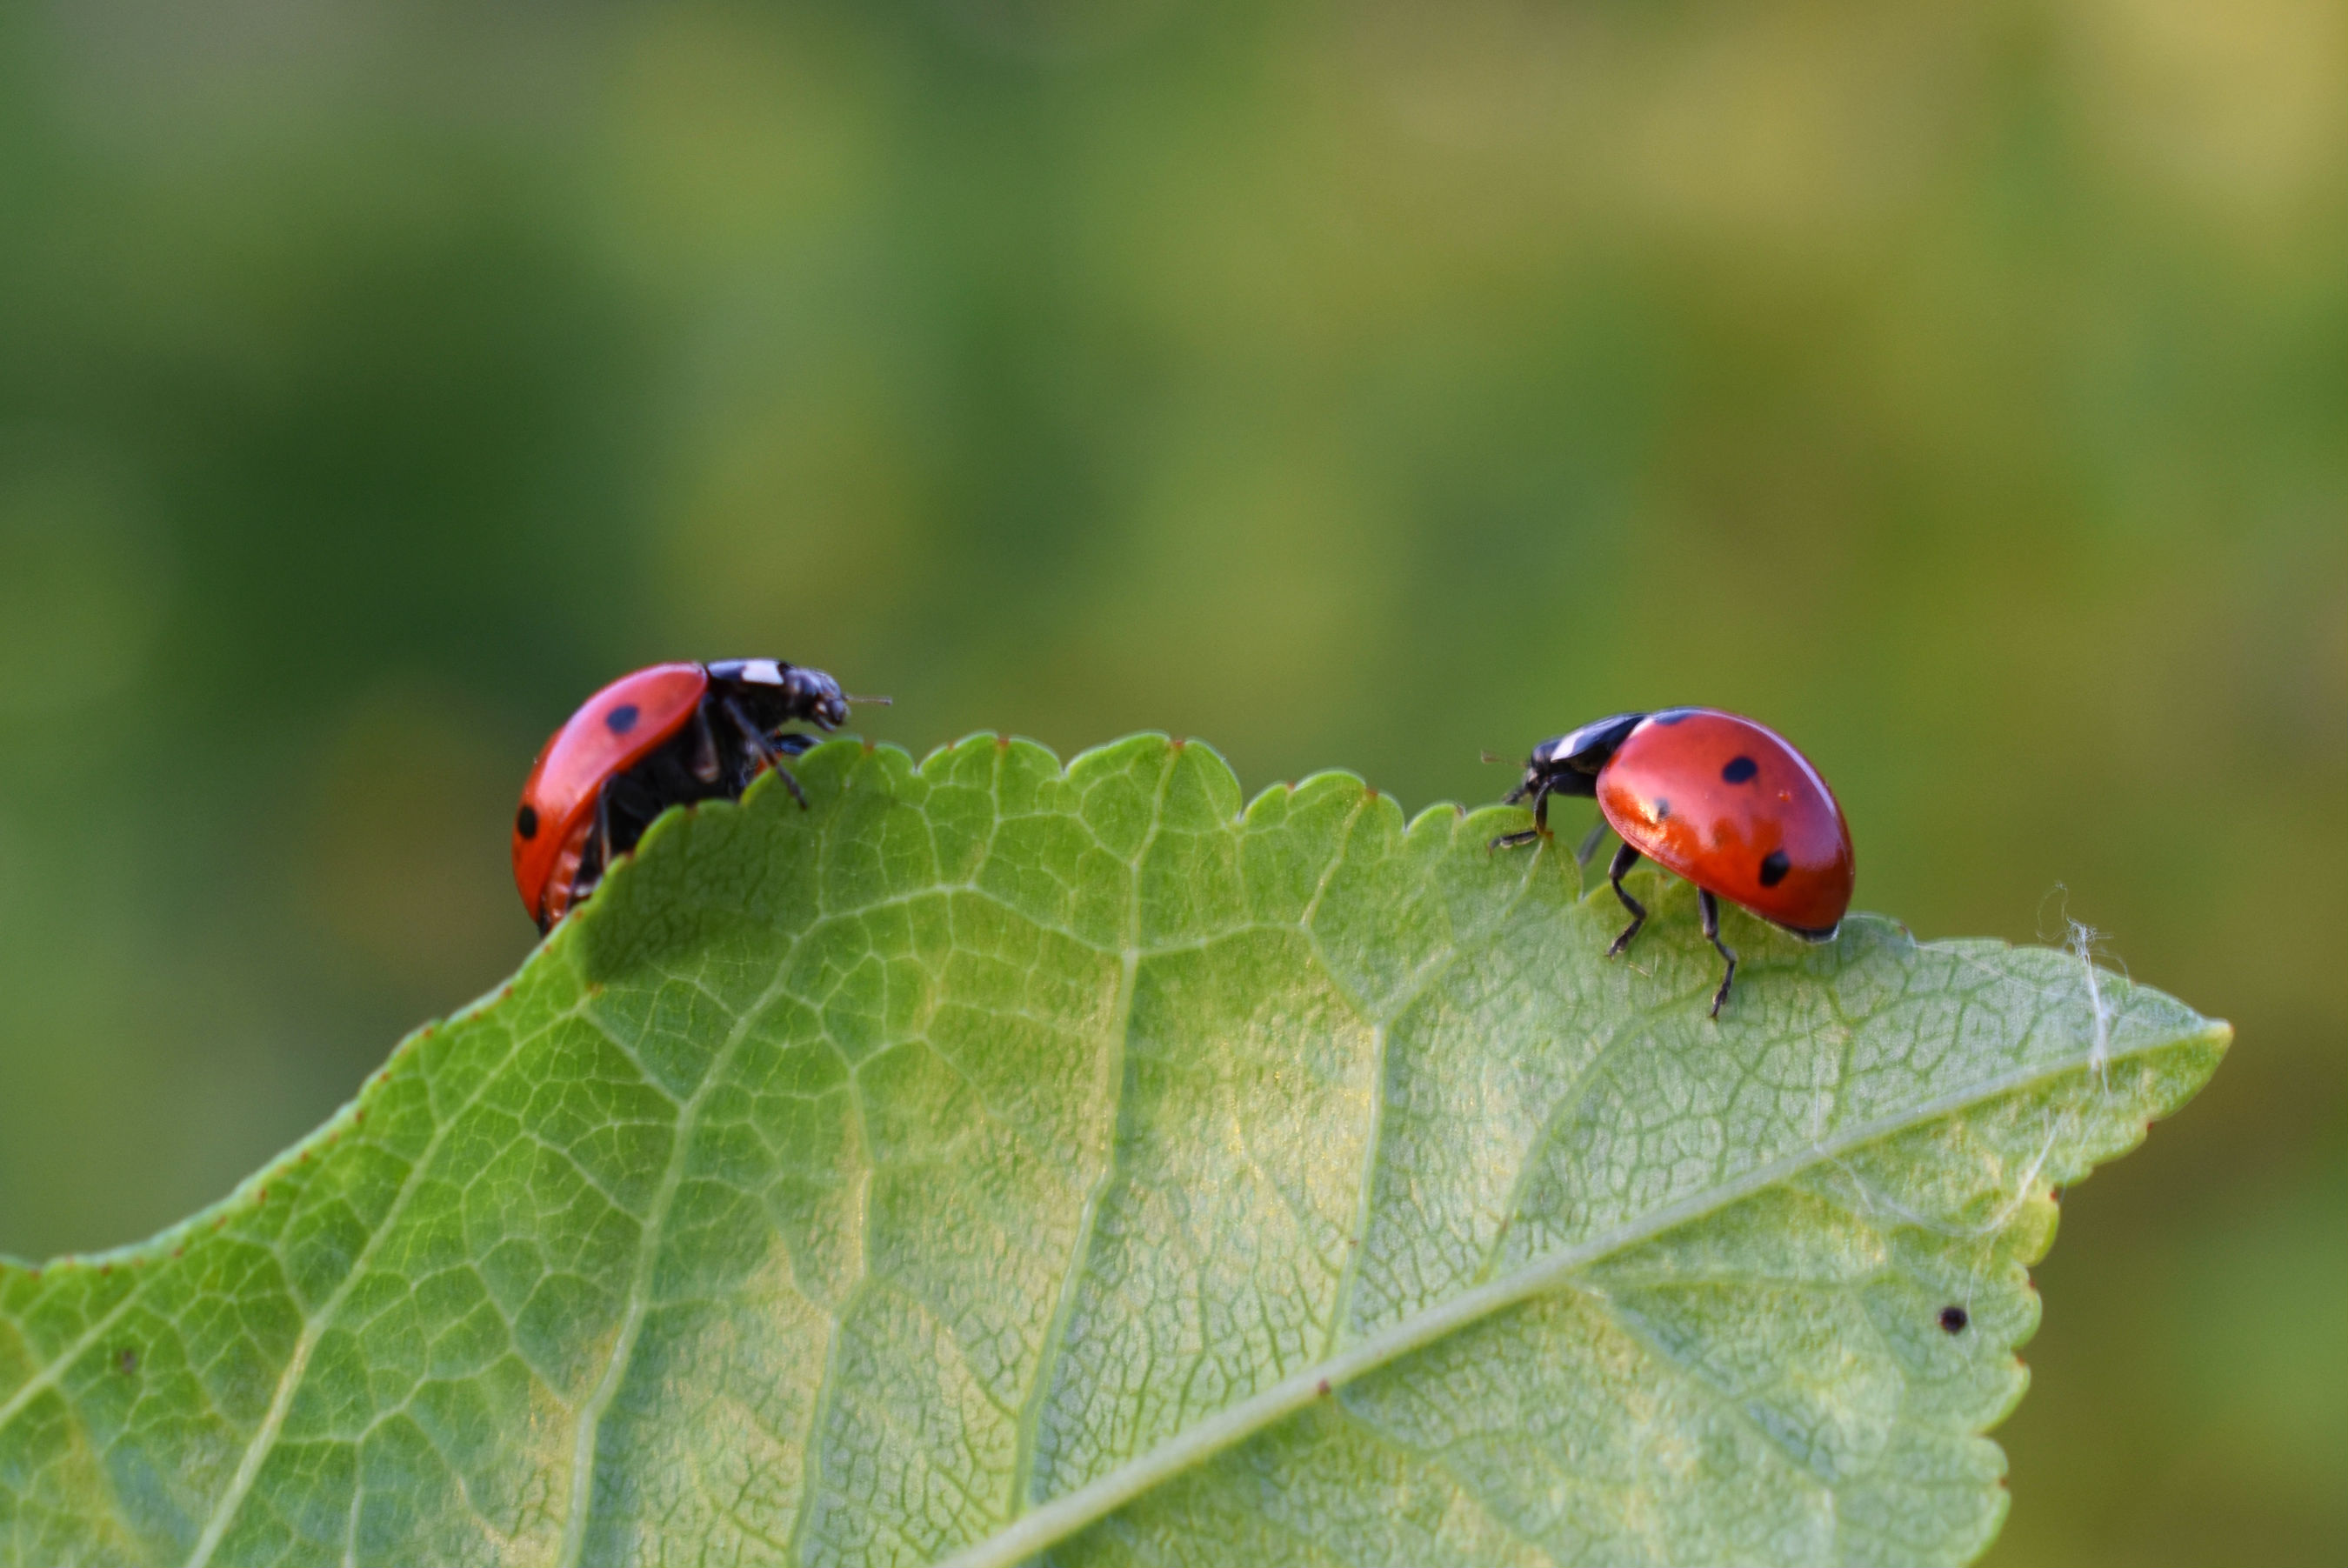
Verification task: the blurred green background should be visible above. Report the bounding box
[0,1,2340,1562]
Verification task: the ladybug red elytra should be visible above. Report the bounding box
[512,659,884,932]
[1492,708,1854,1016]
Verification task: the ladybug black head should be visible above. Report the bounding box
[793,666,850,729]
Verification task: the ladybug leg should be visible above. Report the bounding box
[687,704,723,784]
[1574,817,1611,867]
[720,696,810,809]
[569,790,616,908]
[1604,842,1647,957]
[1698,889,1738,1018]
[1488,781,1551,851]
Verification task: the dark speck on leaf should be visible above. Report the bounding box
[1939,1305,1969,1334]
[115,1348,137,1375]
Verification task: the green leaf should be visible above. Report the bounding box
[0,735,2225,1568]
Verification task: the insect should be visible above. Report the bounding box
[1491,708,1854,1016]
[512,659,884,933]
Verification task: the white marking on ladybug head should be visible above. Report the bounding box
[1538,711,1650,773]
[740,659,787,685]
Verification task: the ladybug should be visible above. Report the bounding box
[1491,708,1853,1016]
[511,659,884,932]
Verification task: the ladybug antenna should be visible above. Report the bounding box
[847,694,892,707]
[1480,750,1509,764]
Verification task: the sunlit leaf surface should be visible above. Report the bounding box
[0,736,2224,1567]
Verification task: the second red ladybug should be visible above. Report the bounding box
[1493,708,1854,1016]
[512,659,884,932]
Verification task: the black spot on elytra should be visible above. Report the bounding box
[605,704,641,735]
[1758,849,1791,886]
[1721,755,1758,784]
[1652,709,1694,724]
[1939,1305,1969,1334]
[516,804,539,840]
[1652,797,1671,819]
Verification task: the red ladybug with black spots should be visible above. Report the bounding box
[1493,708,1854,1016]
[512,659,883,932]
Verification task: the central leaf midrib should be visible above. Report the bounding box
[932,1021,2221,1568]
